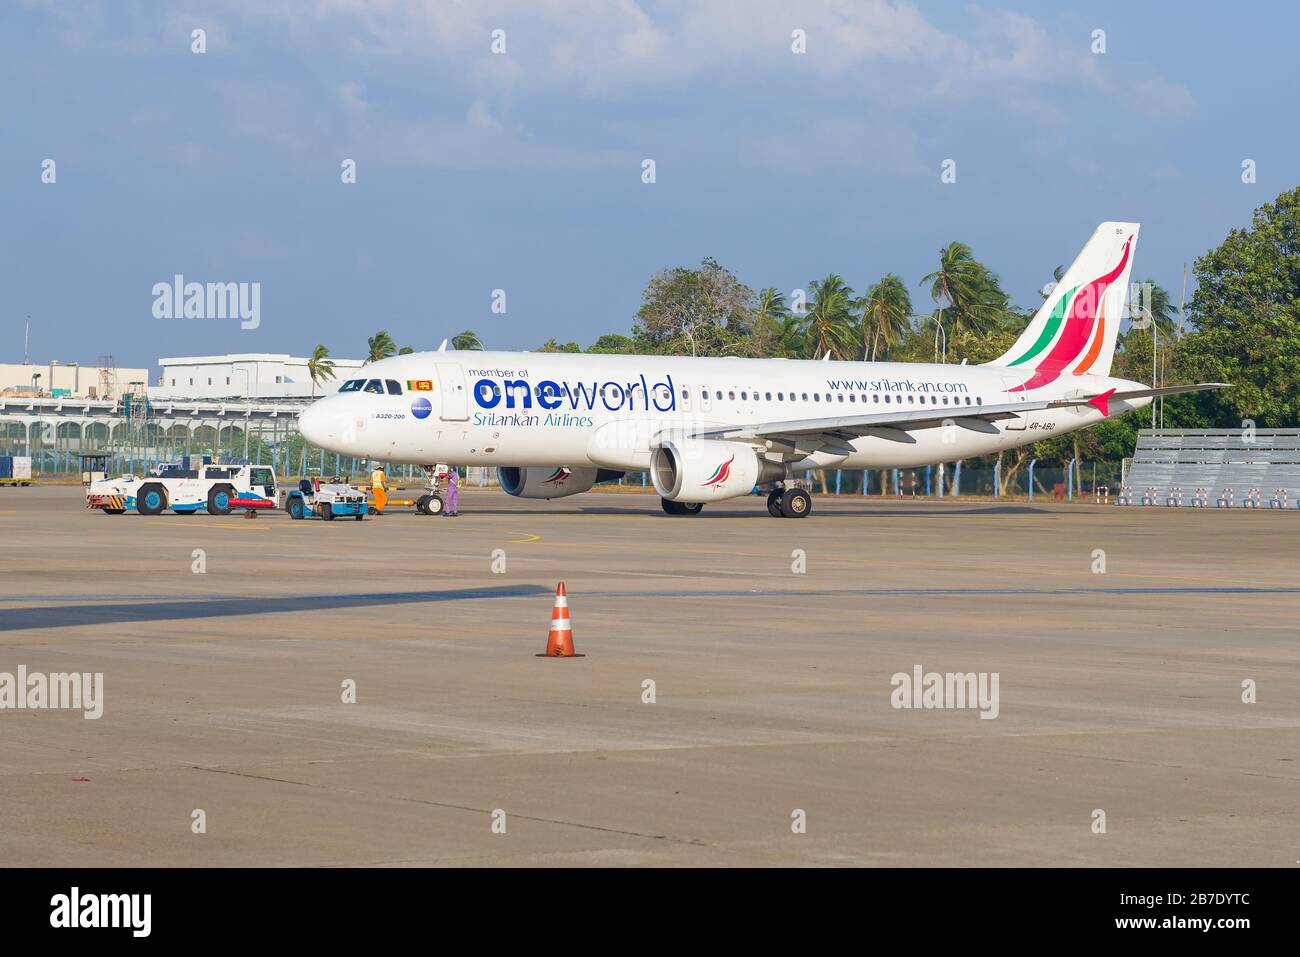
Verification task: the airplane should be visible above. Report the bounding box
[298,222,1226,518]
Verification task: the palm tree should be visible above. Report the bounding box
[366,331,397,364]
[398,346,415,355]
[451,329,484,351]
[800,275,856,359]
[922,243,975,360]
[754,288,789,328]
[1128,278,1178,336]
[307,344,336,397]
[921,242,1013,358]
[859,274,912,361]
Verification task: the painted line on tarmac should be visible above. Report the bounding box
[0,584,556,632]
[509,532,541,543]
[576,585,1300,598]
[5,584,1300,608]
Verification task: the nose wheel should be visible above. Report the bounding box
[768,487,812,518]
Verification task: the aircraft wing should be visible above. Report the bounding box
[687,383,1230,449]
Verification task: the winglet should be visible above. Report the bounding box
[1088,388,1116,416]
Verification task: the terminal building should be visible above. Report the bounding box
[0,353,367,476]
[154,354,365,400]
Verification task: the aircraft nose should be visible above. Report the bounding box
[298,400,335,447]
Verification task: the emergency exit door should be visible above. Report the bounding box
[437,362,469,421]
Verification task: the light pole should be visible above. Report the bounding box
[234,368,252,461]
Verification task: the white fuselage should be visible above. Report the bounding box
[298,351,1150,474]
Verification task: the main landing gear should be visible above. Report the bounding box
[661,499,705,516]
[766,486,812,519]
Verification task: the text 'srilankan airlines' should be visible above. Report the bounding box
[299,223,1225,517]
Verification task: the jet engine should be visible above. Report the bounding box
[497,466,624,499]
[650,439,783,504]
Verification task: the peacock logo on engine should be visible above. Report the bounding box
[701,455,735,488]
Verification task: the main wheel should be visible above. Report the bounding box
[779,487,812,518]
[766,490,783,517]
[661,498,684,515]
[207,484,234,516]
[288,497,305,520]
[680,502,704,515]
[137,483,168,516]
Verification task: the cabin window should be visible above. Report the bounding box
[814,394,820,402]
[716,391,723,400]
[837,394,844,402]
[884,395,891,403]
[873,395,880,404]
[801,392,808,401]
[849,394,856,403]
[765,392,772,401]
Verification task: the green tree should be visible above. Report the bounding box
[306,343,336,396]
[366,331,397,364]
[537,338,581,353]
[398,346,415,355]
[586,333,637,354]
[859,274,912,360]
[633,257,755,356]
[799,275,857,359]
[1179,187,1300,425]
[922,242,1013,358]
[452,330,484,351]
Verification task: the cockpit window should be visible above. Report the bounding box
[339,379,365,393]
[363,379,385,394]
[385,380,402,395]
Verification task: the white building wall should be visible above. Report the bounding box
[154,354,365,399]
[0,362,149,398]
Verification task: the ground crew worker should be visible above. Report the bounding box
[370,462,388,514]
[443,467,459,517]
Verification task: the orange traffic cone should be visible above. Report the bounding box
[537,582,584,658]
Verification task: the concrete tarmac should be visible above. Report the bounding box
[1,485,1297,866]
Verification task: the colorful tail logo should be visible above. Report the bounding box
[702,455,735,487]
[1008,235,1132,392]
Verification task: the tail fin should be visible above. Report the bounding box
[987,222,1139,390]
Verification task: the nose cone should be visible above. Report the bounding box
[298,399,336,449]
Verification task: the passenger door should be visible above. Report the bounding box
[436,363,469,421]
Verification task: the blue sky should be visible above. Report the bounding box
[2,0,1296,370]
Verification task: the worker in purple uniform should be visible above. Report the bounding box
[443,467,459,517]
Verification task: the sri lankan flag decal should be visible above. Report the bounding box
[407,379,433,391]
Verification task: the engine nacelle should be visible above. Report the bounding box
[497,466,624,499]
[650,439,783,504]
